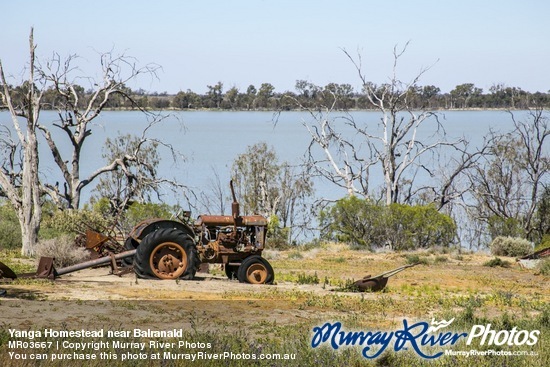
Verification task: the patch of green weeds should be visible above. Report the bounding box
[404,253,429,265]
[287,251,303,260]
[323,256,346,263]
[296,272,319,285]
[487,289,516,306]
[333,278,361,292]
[483,257,511,268]
[0,250,36,274]
[451,253,464,261]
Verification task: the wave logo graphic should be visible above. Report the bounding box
[311,319,467,359]
[427,318,455,334]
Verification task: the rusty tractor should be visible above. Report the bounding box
[0,181,275,285]
[124,181,273,284]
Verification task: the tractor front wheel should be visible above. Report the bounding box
[237,256,274,284]
[134,228,199,280]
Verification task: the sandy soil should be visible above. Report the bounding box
[1,251,547,332]
[0,266,356,331]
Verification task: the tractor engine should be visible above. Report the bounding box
[194,215,267,262]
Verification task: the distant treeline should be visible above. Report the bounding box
[9,80,550,111]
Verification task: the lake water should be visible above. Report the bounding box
[1,109,526,211]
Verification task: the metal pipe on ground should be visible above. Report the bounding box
[55,249,136,276]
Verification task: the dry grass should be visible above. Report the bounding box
[0,246,548,366]
[35,235,90,267]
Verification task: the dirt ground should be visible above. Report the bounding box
[1,250,548,333]
[1,265,356,332]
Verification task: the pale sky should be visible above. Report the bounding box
[1,0,549,94]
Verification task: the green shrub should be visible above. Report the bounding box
[267,214,291,249]
[488,216,524,239]
[319,197,456,251]
[41,208,112,239]
[123,202,175,231]
[388,203,456,250]
[535,234,550,252]
[533,186,550,244]
[489,236,533,257]
[404,254,429,265]
[537,258,550,276]
[483,257,511,268]
[319,196,384,249]
[41,201,177,240]
[0,202,22,249]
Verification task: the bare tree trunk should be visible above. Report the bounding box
[0,29,42,255]
[20,125,41,255]
[344,44,447,205]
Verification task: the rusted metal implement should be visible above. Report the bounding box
[0,251,137,281]
[82,229,125,258]
[352,263,419,292]
[0,181,274,285]
[0,261,17,280]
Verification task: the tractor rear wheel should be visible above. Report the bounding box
[237,256,274,284]
[122,237,139,265]
[134,228,199,280]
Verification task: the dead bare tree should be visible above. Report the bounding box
[0,29,42,255]
[411,138,492,211]
[467,108,549,240]
[93,125,177,210]
[35,50,163,209]
[299,44,469,207]
[344,44,464,205]
[0,30,185,254]
[196,167,228,216]
[291,81,375,198]
[231,142,313,243]
[303,109,376,198]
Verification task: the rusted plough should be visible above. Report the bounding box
[80,228,126,259]
[352,263,419,292]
